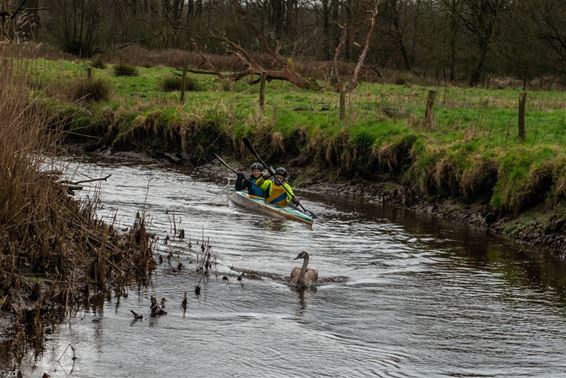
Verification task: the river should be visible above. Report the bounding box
[14,157,566,377]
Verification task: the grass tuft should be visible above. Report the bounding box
[91,55,106,69]
[113,63,138,77]
[71,79,112,102]
[160,75,201,92]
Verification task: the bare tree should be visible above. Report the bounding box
[48,0,103,57]
[529,0,566,70]
[332,0,380,121]
[443,0,508,86]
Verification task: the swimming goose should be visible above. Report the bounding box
[289,251,318,288]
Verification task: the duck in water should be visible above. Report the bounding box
[289,251,318,289]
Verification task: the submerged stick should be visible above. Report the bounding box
[57,343,77,362]
[61,174,111,185]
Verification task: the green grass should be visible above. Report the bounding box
[26,57,566,213]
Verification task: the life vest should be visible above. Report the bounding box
[266,182,292,206]
[248,177,265,197]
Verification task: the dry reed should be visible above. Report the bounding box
[0,48,155,366]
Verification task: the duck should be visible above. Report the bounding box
[289,251,318,288]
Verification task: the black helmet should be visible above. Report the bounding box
[275,167,288,177]
[251,162,263,171]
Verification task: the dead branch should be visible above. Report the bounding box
[195,49,217,71]
[9,0,29,20]
[228,0,286,66]
[332,24,348,89]
[362,64,383,78]
[60,174,111,186]
[346,1,379,92]
[211,32,319,90]
[116,32,162,51]
[221,0,320,91]
[330,1,380,93]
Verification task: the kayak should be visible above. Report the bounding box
[228,190,314,226]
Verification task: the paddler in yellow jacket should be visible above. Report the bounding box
[256,167,297,207]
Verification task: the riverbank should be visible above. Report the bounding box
[0,54,157,371]
[24,57,566,254]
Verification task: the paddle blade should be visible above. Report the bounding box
[304,208,318,219]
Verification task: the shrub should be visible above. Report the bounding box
[160,74,201,92]
[113,63,138,77]
[71,79,112,102]
[91,55,106,69]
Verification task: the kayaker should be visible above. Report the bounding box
[256,167,298,207]
[235,162,265,197]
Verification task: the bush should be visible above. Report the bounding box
[71,79,112,102]
[91,55,106,69]
[160,75,201,92]
[113,63,138,77]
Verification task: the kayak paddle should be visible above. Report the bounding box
[213,153,241,175]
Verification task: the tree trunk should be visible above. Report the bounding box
[271,0,284,37]
[286,0,297,37]
[331,0,340,60]
[448,0,458,81]
[518,92,527,140]
[322,0,331,60]
[345,0,353,60]
[392,0,411,70]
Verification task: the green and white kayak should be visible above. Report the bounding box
[228,190,314,227]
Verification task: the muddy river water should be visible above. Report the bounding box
[14,157,566,377]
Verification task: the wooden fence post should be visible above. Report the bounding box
[0,19,5,43]
[339,84,346,122]
[180,66,187,104]
[518,92,527,141]
[259,72,266,113]
[86,66,93,82]
[422,90,437,128]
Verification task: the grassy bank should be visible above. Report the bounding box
[0,55,155,367]
[25,57,566,234]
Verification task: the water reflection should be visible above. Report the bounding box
[292,286,318,317]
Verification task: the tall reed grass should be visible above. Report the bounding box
[0,47,155,366]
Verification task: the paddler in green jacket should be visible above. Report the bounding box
[256,167,297,207]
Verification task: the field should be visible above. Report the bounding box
[26,58,566,216]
